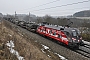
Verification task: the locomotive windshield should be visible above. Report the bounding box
[72,31,77,36]
[72,30,77,37]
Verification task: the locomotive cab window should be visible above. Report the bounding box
[64,31,70,37]
[72,30,77,37]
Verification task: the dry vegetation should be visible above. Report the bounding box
[0,20,61,60]
[81,33,90,42]
[0,22,18,60]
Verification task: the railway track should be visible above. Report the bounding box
[74,45,90,58]
[84,44,90,49]
[18,25,90,59]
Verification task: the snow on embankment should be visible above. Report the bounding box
[41,44,67,60]
[83,40,90,45]
[6,40,24,60]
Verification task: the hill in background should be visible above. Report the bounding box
[73,10,90,17]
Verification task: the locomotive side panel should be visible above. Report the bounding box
[37,26,69,45]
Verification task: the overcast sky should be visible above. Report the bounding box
[0,0,90,16]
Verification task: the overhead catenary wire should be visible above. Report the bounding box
[40,6,90,13]
[30,0,60,9]
[33,7,90,16]
[19,0,60,11]
[30,0,90,12]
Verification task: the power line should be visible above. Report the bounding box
[31,0,90,12]
[44,6,90,13]
[30,0,60,9]
[19,0,60,11]
[34,6,90,15]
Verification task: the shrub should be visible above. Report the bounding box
[81,33,90,42]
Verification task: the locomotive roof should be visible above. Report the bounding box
[43,25,78,34]
[44,25,74,30]
[44,25,64,30]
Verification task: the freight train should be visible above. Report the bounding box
[4,18,84,47]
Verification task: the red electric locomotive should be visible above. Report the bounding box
[36,23,84,47]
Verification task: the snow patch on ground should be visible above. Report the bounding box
[6,40,24,60]
[47,55,51,58]
[41,44,67,60]
[41,44,49,50]
[41,49,46,53]
[6,41,14,47]
[55,53,67,60]
[8,34,12,37]
[82,40,90,45]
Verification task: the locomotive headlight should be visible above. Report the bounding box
[72,38,76,42]
[78,40,80,42]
